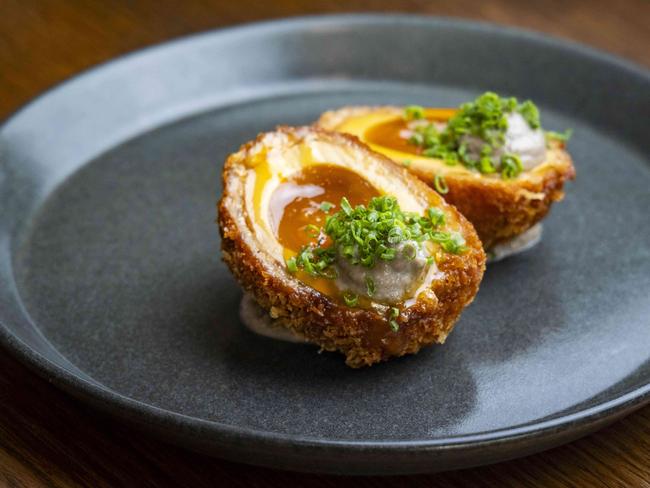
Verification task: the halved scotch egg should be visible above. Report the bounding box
[316,93,576,250]
[218,127,485,367]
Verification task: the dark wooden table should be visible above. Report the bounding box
[1,1,649,486]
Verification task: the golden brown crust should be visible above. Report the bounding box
[316,106,576,248]
[440,151,574,247]
[218,126,485,367]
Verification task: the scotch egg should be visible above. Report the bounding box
[218,127,485,367]
[316,93,576,250]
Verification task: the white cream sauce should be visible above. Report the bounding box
[462,112,547,171]
[487,223,543,263]
[239,293,306,343]
[334,240,430,304]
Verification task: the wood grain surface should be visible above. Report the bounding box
[1,1,649,487]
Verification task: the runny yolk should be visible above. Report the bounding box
[269,164,380,301]
[363,108,457,156]
[268,164,429,352]
[273,164,380,252]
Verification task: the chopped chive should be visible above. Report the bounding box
[288,195,466,281]
[380,247,396,261]
[290,244,336,278]
[409,132,424,146]
[387,227,404,244]
[402,242,417,261]
[434,174,449,194]
[319,201,335,212]
[402,159,412,167]
[479,157,496,174]
[389,319,400,332]
[390,307,399,318]
[286,257,298,273]
[404,105,425,120]
[546,129,573,143]
[500,153,523,179]
[427,207,445,227]
[340,197,353,216]
[343,292,358,307]
[304,224,320,238]
[402,92,567,176]
[365,275,375,297]
[518,100,541,129]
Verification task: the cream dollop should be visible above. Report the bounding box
[334,240,429,304]
[239,293,305,343]
[502,112,547,170]
[462,112,547,171]
[487,223,543,262]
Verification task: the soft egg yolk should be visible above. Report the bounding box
[269,164,380,300]
[363,108,456,155]
[272,164,380,252]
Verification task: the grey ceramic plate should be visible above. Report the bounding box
[1,15,649,475]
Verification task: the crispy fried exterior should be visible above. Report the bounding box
[439,151,574,247]
[317,106,576,248]
[218,127,485,367]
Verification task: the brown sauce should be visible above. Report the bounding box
[269,164,380,302]
[273,164,380,252]
[364,108,457,155]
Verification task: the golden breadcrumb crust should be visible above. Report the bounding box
[317,106,576,248]
[218,127,485,367]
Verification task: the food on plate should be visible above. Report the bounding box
[316,92,575,251]
[218,127,485,367]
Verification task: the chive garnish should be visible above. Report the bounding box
[290,245,336,278]
[286,257,298,273]
[389,307,400,331]
[427,207,445,227]
[343,292,358,307]
[430,231,467,254]
[319,201,335,212]
[434,174,449,194]
[518,100,541,129]
[304,224,320,238]
[365,275,376,297]
[500,154,523,180]
[479,157,496,174]
[340,197,353,216]
[401,242,417,261]
[402,92,560,179]
[404,105,425,121]
[285,196,466,278]
[546,129,573,143]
